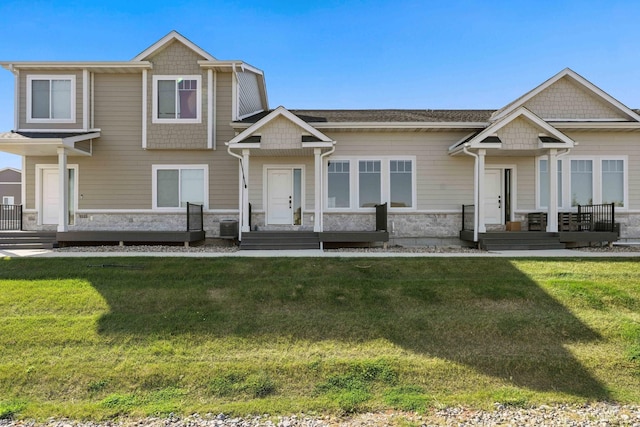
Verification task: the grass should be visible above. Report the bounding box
[0,256,639,419]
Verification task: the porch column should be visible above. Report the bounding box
[57,147,69,232]
[477,149,486,233]
[241,149,250,233]
[547,149,559,232]
[313,148,322,232]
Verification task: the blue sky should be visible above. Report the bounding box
[1,0,639,169]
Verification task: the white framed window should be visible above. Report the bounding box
[2,196,14,205]
[537,155,627,209]
[152,165,208,209]
[327,160,350,208]
[26,75,76,123]
[152,75,202,123]
[326,156,415,211]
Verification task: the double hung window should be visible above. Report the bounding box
[27,75,75,122]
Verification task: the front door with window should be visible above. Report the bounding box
[42,169,59,225]
[266,168,303,225]
[484,169,503,225]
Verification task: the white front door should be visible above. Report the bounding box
[484,169,503,225]
[42,169,59,225]
[267,169,293,225]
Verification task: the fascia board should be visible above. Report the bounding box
[1,62,152,70]
[133,30,216,61]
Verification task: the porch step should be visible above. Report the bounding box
[240,231,320,250]
[0,231,57,250]
[478,232,566,251]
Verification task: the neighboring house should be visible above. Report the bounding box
[0,167,21,206]
[0,31,639,247]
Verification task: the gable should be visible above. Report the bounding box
[257,116,309,149]
[524,76,628,120]
[496,117,542,150]
[0,168,21,182]
[148,40,203,74]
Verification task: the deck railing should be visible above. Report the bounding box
[0,204,22,231]
[462,204,475,231]
[186,202,204,232]
[578,202,616,232]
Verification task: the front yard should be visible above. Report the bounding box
[0,257,639,419]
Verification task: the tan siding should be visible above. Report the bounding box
[325,131,475,210]
[212,72,239,209]
[525,77,626,120]
[19,70,83,129]
[146,41,208,150]
[565,131,640,210]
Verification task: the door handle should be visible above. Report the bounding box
[289,196,292,209]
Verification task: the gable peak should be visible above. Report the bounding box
[132,30,216,62]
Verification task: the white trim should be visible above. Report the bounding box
[229,106,334,145]
[82,69,89,130]
[151,75,202,124]
[492,68,640,123]
[0,182,20,185]
[90,71,95,129]
[213,71,217,150]
[262,164,306,226]
[132,31,216,62]
[151,164,209,210]
[537,154,629,210]
[324,155,417,213]
[142,69,147,148]
[13,68,19,131]
[26,74,76,124]
[2,61,152,71]
[231,65,238,121]
[484,164,518,224]
[35,163,78,226]
[16,128,101,133]
[207,69,213,149]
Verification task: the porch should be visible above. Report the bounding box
[461,203,619,250]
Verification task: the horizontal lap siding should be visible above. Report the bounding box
[566,131,640,210]
[82,73,146,209]
[19,70,84,130]
[325,131,474,211]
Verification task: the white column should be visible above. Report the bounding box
[241,149,250,232]
[314,148,322,232]
[57,147,69,232]
[477,149,486,233]
[547,149,559,232]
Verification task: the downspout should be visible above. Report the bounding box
[227,145,247,241]
[318,144,336,245]
[462,145,479,243]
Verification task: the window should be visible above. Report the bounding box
[27,75,75,122]
[359,160,381,208]
[390,160,412,208]
[327,160,350,208]
[153,76,201,123]
[571,160,593,206]
[2,196,14,205]
[153,165,207,209]
[537,156,626,209]
[538,158,562,208]
[602,159,624,207]
[326,157,415,211]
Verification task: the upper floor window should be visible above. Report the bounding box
[27,75,75,123]
[152,75,202,123]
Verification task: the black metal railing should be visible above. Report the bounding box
[462,204,475,231]
[0,204,22,231]
[578,202,616,232]
[186,202,203,232]
[375,202,388,231]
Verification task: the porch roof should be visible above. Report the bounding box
[0,130,99,156]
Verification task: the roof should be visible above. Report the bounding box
[237,109,495,124]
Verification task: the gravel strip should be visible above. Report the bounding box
[2,403,640,426]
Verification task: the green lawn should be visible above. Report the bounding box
[0,256,639,420]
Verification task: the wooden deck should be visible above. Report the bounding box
[460,229,619,250]
[56,230,206,247]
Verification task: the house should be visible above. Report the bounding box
[0,31,638,248]
[0,167,21,206]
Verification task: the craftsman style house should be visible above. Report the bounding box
[0,31,638,249]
